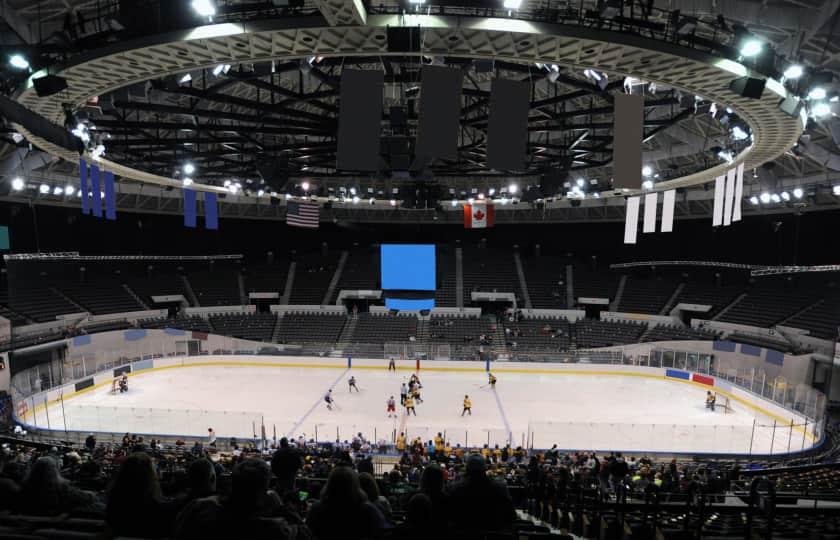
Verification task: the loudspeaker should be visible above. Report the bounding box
[387,26,420,52]
[33,75,68,97]
[729,76,766,99]
[778,96,803,118]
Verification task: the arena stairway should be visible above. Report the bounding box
[334,314,357,353]
[610,275,627,311]
[660,282,685,315]
[122,283,150,310]
[180,275,199,307]
[711,292,747,321]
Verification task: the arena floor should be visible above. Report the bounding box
[30,363,812,455]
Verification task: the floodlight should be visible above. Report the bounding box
[9,54,29,70]
[642,180,654,190]
[352,196,360,204]
[732,125,749,140]
[11,177,24,191]
[739,39,762,58]
[191,0,216,16]
[812,102,832,117]
[780,191,790,201]
[792,188,803,199]
[759,192,770,203]
[183,177,193,187]
[833,185,840,196]
[749,195,759,205]
[53,186,64,195]
[179,73,192,84]
[301,181,310,191]
[808,87,826,100]
[508,183,518,194]
[770,193,781,203]
[642,165,652,177]
[39,184,49,194]
[503,0,521,8]
[576,178,585,187]
[65,185,75,196]
[783,64,804,80]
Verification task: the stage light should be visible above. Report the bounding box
[793,188,803,199]
[11,177,24,191]
[749,195,759,205]
[770,193,781,203]
[732,125,749,140]
[760,192,770,203]
[39,184,49,194]
[9,54,29,70]
[508,183,518,194]
[739,39,762,58]
[301,181,310,191]
[783,64,804,80]
[179,73,192,84]
[64,185,75,196]
[212,64,230,77]
[642,165,652,177]
[191,0,216,16]
[808,87,826,100]
[183,177,193,187]
[642,180,654,190]
[780,191,790,201]
[812,102,832,117]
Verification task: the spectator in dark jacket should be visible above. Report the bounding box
[447,454,515,533]
[107,452,177,538]
[272,437,302,493]
[306,466,385,540]
[18,457,100,516]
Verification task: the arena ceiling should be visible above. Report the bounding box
[0,0,839,223]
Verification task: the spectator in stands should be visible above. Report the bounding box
[0,450,20,510]
[272,437,302,493]
[609,454,630,490]
[107,452,176,538]
[448,454,515,533]
[306,465,385,539]
[177,458,217,505]
[399,492,434,539]
[18,456,100,516]
[417,463,449,529]
[359,472,392,521]
[175,458,306,540]
[85,433,96,452]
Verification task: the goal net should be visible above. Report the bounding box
[718,394,734,414]
[109,378,121,395]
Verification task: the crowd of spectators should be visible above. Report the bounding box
[0,424,757,540]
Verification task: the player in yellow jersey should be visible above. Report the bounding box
[404,395,416,416]
[488,372,497,389]
[434,432,444,452]
[396,432,406,452]
[461,395,472,416]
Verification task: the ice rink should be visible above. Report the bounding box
[28,363,813,454]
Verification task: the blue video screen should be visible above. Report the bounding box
[380,244,435,291]
[385,298,436,311]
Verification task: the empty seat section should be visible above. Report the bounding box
[428,315,494,359]
[617,275,681,314]
[332,248,378,302]
[573,265,618,304]
[346,314,417,356]
[123,265,187,306]
[245,263,289,295]
[641,324,719,342]
[462,248,519,306]
[523,256,568,309]
[575,319,646,348]
[60,273,144,315]
[434,247,457,307]
[139,315,212,333]
[274,313,346,344]
[782,291,840,340]
[188,263,241,306]
[289,253,339,305]
[208,313,277,341]
[718,279,819,328]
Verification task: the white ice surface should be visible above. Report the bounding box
[31,365,811,454]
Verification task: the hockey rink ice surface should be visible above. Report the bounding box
[31,364,813,455]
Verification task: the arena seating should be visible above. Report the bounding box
[331,247,378,302]
[3,285,82,322]
[288,252,339,305]
[522,256,568,309]
[138,315,212,333]
[668,273,744,318]
[640,324,720,342]
[434,246,458,307]
[617,275,681,314]
[573,265,619,303]
[717,279,820,329]
[503,317,572,351]
[575,319,646,348]
[244,262,289,295]
[428,315,494,359]
[187,262,242,306]
[348,313,417,344]
[60,277,144,314]
[122,265,189,306]
[274,313,346,344]
[208,313,276,342]
[782,291,840,340]
[462,247,521,306]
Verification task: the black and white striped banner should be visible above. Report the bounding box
[713,163,744,227]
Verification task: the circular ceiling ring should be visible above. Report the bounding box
[13,14,804,196]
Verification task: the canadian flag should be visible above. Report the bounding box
[463,202,495,228]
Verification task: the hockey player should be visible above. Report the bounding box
[324,389,335,411]
[348,376,359,392]
[411,386,423,404]
[387,396,397,418]
[409,373,422,389]
[388,357,396,372]
[396,432,407,452]
[461,395,472,416]
[404,394,417,416]
[400,382,408,405]
[119,374,128,393]
[488,373,497,389]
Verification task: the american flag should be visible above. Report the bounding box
[286,200,320,229]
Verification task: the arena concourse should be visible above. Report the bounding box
[0,0,839,538]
